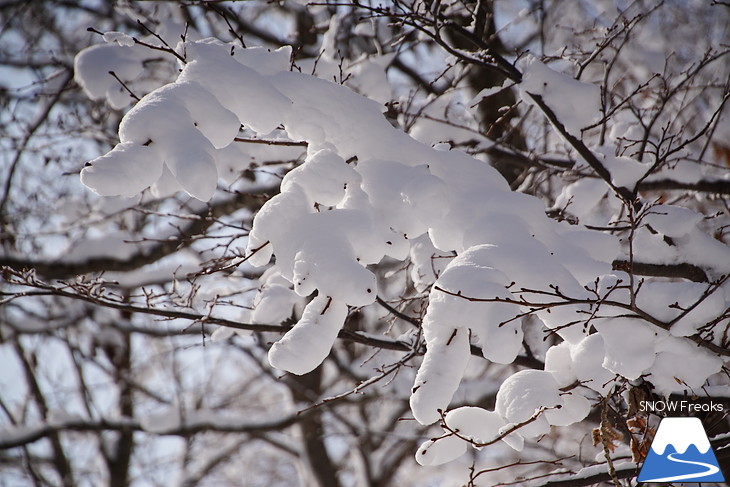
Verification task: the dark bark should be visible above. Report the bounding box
[612,259,709,283]
[105,295,134,487]
[287,368,341,487]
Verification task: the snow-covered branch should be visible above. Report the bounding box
[2,1,729,484]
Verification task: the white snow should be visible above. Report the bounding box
[544,342,577,387]
[544,392,591,427]
[495,370,563,438]
[82,79,244,201]
[648,334,723,396]
[416,433,466,466]
[631,224,730,278]
[74,43,145,109]
[80,142,162,198]
[251,268,300,325]
[268,295,348,375]
[444,407,513,449]
[102,31,135,47]
[468,79,515,106]
[636,281,726,337]
[416,406,520,466]
[410,323,471,425]
[596,150,649,188]
[281,147,360,207]
[569,334,617,395]
[180,39,292,135]
[409,235,452,292]
[425,245,523,366]
[553,178,608,220]
[594,318,657,380]
[643,204,703,237]
[519,55,601,136]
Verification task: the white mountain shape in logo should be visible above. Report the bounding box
[650,417,711,455]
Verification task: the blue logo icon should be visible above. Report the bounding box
[638,417,724,483]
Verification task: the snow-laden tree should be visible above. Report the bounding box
[1,0,730,485]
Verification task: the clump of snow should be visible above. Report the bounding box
[558,228,620,264]
[643,204,703,237]
[288,215,379,305]
[102,31,135,47]
[409,235,453,292]
[231,45,292,76]
[545,342,577,387]
[246,184,310,268]
[594,318,658,380]
[82,79,244,201]
[447,407,517,449]
[74,43,145,109]
[268,295,348,375]
[519,55,601,136]
[553,178,609,221]
[251,268,300,325]
[545,393,591,427]
[424,245,522,365]
[410,323,471,425]
[644,159,703,184]
[416,430,466,466]
[345,53,395,105]
[648,333,723,397]
[595,149,649,188]
[281,147,360,207]
[636,281,726,337]
[250,206,379,306]
[180,39,292,135]
[468,79,515,107]
[496,370,563,438]
[630,221,730,278]
[80,142,162,198]
[569,334,617,395]
[358,159,447,238]
[211,326,235,342]
[416,406,519,466]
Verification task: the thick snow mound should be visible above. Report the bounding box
[519,56,600,136]
[416,406,521,466]
[495,370,563,438]
[268,295,348,375]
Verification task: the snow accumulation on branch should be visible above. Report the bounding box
[73,34,730,469]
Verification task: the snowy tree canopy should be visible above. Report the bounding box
[1,0,730,485]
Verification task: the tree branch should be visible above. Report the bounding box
[0,412,310,450]
[636,178,730,196]
[433,285,730,357]
[612,259,709,283]
[526,92,638,207]
[0,70,73,243]
[1,273,545,368]
[532,464,637,487]
[0,186,277,280]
